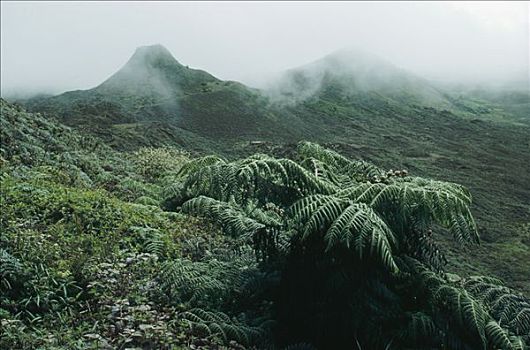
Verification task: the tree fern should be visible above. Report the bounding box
[181,196,285,261]
[178,154,334,207]
[433,285,487,348]
[182,161,238,202]
[297,142,352,170]
[162,143,530,349]
[234,154,335,201]
[403,262,530,349]
[299,157,353,188]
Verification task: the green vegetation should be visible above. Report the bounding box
[1,99,529,349]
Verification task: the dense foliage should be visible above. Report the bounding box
[1,99,529,349]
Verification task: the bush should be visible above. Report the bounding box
[133,147,189,181]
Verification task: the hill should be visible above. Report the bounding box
[24,45,303,151]
[265,48,451,107]
[25,45,527,149]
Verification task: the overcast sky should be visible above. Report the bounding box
[1,1,528,97]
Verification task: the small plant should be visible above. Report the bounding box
[133,147,189,180]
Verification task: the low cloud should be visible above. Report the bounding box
[1,2,528,98]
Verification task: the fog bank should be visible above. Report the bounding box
[1,2,528,97]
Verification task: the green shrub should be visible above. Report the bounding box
[133,147,189,181]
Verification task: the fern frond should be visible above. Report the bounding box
[338,177,479,244]
[182,196,264,238]
[434,285,487,348]
[485,320,514,350]
[297,141,384,181]
[159,259,226,306]
[399,312,439,345]
[179,154,334,206]
[297,142,352,169]
[182,162,238,202]
[178,155,226,177]
[129,226,165,256]
[181,308,266,346]
[237,154,335,194]
[464,276,530,339]
[299,157,352,187]
[0,248,24,290]
[158,255,259,309]
[290,195,398,272]
[509,336,528,350]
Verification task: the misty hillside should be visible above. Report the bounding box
[266,48,451,107]
[454,86,530,125]
[25,45,527,146]
[97,44,218,97]
[25,45,303,147]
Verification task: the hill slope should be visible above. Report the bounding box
[25,45,303,150]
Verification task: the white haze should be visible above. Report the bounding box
[262,48,450,106]
[1,1,528,98]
